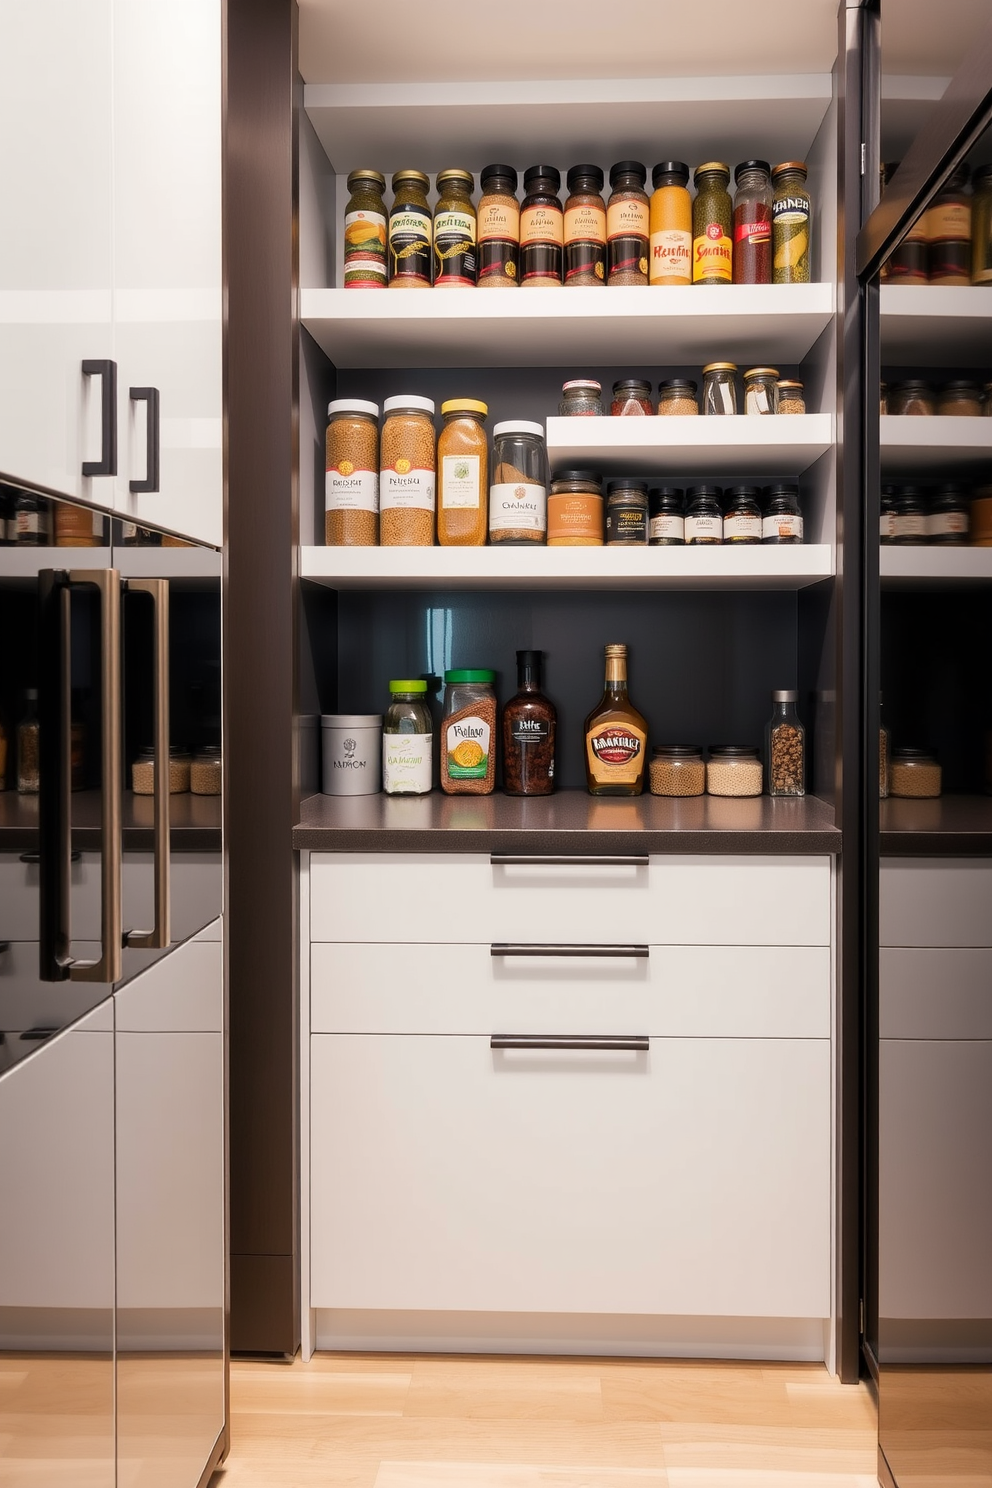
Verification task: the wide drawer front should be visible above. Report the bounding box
[310,1032,831,1319]
[881,948,992,1040]
[880,859,992,948]
[310,854,832,947]
[311,942,831,1039]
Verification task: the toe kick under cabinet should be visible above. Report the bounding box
[304,853,835,1361]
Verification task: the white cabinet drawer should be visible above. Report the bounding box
[310,854,831,947]
[311,942,831,1039]
[880,948,992,1040]
[311,1033,830,1319]
[880,858,992,947]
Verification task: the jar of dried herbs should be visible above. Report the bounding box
[438,399,488,547]
[607,161,649,285]
[325,399,380,546]
[490,422,548,544]
[657,380,698,414]
[343,170,387,288]
[441,670,497,794]
[692,163,733,285]
[564,164,607,285]
[388,170,432,288]
[433,169,477,287]
[477,164,519,287]
[380,395,436,546]
[771,162,811,283]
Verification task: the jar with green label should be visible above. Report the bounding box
[389,170,432,287]
[441,670,497,795]
[434,169,477,287]
[383,681,433,795]
[344,170,387,288]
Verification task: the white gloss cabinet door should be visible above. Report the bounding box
[112,0,223,547]
[0,0,116,505]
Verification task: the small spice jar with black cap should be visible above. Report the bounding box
[520,165,564,286]
[607,161,650,285]
[762,482,803,544]
[477,164,520,287]
[657,379,698,414]
[649,161,692,284]
[611,379,654,416]
[564,164,607,285]
[733,160,773,284]
[605,481,648,544]
[892,485,928,544]
[548,471,603,545]
[648,487,685,545]
[723,485,762,543]
[685,485,723,544]
[928,484,970,545]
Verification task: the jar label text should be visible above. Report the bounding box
[383,733,433,794]
[441,454,481,510]
[380,466,436,511]
[489,481,547,532]
[445,715,491,779]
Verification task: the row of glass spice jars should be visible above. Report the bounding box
[589,480,804,546]
[561,370,805,417]
[881,161,992,286]
[131,745,222,796]
[651,694,806,798]
[879,482,990,545]
[343,159,812,289]
[882,379,992,416]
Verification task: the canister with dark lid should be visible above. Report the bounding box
[762,482,803,544]
[892,485,928,544]
[520,165,563,286]
[723,485,762,543]
[477,164,519,287]
[605,481,648,544]
[928,484,970,545]
[548,470,603,546]
[684,485,723,545]
[648,486,684,545]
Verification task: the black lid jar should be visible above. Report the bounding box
[478,163,520,288]
[611,379,654,416]
[648,486,685,546]
[723,485,762,544]
[684,484,723,545]
[928,483,970,545]
[520,165,563,287]
[605,480,648,545]
[892,484,928,545]
[762,482,803,544]
[657,379,698,415]
[888,379,935,416]
[607,161,649,285]
[936,380,983,416]
[564,163,607,286]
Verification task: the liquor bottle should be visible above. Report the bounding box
[584,643,648,796]
[502,650,556,796]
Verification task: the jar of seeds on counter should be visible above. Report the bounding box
[765,690,805,797]
[890,747,941,798]
[702,363,738,415]
[706,746,763,797]
[650,746,705,797]
[383,680,433,796]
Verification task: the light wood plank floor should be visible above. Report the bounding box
[211,1353,878,1488]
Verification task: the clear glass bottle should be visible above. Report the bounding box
[733,160,773,284]
[765,690,805,797]
[17,688,40,793]
[558,379,604,416]
[343,169,388,288]
[584,643,648,796]
[743,367,780,414]
[564,164,607,286]
[489,421,548,544]
[607,161,649,285]
[702,363,738,415]
[771,161,811,283]
[383,680,433,796]
[477,164,519,287]
[433,169,477,287]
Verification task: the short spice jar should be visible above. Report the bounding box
[928,483,970,545]
[433,169,477,287]
[684,485,723,544]
[649,161,692,285]
[191,746,222,796]
[692,163,733,284]
[520,165,564,286]
[559,379,604,416]
[343,169,388,288]
[564,164,607,285]
[477,164,519,287]
[325,399,379,547]
[880,484,898,544]
[650,745,705,797]
[441,669,497,795]
[890,747,942,799]
[438,398,488,547]
[607,161,650,285]
[706,746,763,797]
[383,680,433,796]
[388,170,432,287]
[133,745,191,796]
[702,363,738,415]
[321,714,382,796]
[888,380,934,416]
[723,485,762,543]
[743,367,780,415]
[771,161,812,283]
[490,421,548,544]
[776,379,806,414]
[380,395,436,546]
[605,481,648,544]
[548,470,603,546]
[765,690,805,797]
[648,486,685,545]
[926,163,971,285]
[733,160,773,284]
[611,379,654,416]
[762,482,804,544]
[937,380,983,416]
[657,379,698,414]
[892,485,928,545]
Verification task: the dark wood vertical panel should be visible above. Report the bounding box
[224,0,300,1356]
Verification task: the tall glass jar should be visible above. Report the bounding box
[771,161,811,283]
[564,164,607,285]
[649,161,692,285]
[765,691,805,797]
[441,670,497,795]
[437,399,488,547]
[325,398,379,546]
[477,164,519,287]
[433,169,477,287]
[520,166,563,286]
[723,485,762,543]
[607,161,649,285]
[559,379,603,416]
[380,395,436,546]
[343,169,387,288]
[733,160,772,284]
[702,363,738,415]
[926,163,971,285]
[972,164,992,286]
[383,680,433,796]
[490,422,548,544]
[388,170,432,288]
[692,163,733,284]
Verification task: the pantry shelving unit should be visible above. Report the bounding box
[880,546,992,585]
[879,414,992,471]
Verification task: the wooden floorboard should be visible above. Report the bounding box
[210,1354,878,1488]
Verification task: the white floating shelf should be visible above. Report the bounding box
[546,414,833,476]
[300,543,832,591]
[880,415,992,473]
[880,285,992,367]
[304,75,833,177]
[0,546,113,579]
[881,547,992,586]
[301,284,836,370]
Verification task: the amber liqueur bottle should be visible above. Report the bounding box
[584,643,648,796]
[502,650,556,795]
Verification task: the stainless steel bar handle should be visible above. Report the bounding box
[490,854,649,867]
[491,1035,650,1052]
[38,569,72,981]
[69,569,122,984]
[491,943,649,959]
[124,578,170,949]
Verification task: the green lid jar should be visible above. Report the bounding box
[383,680,433,796]
[441,670,497,795]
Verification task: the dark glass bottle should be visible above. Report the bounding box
[584,643,648,796]
[564,164,607,286]
[607,161,649,285]
[14,491,50,545]
[502,650,557,796]
[520,165,563,286]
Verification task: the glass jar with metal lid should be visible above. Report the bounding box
[777,378,806,414]
[706,746,763,797]
[762,482,803,544]
[383,680,433,796]
[685,485,723,544]
[892,485,928,544]
[937,380,983,416]
[490,421,548,544]
[433,169,477,287]
[880,484,897,544]
[548,470,603,546]
[692,163,733,284]
[928,484,970,545]
[650,746,705,797]
[559,379,603,416]
[723,485,762,543]
[344,169,387,288]
[611,379,653,416]
[657,379,698,415]
[890,747,942,798]
[605,481,648,544]
[607,161,650,285]
[388,170,432,287]
[702,363,738,415]
[888,380,935,416]
[743,367,780,415]
[648,487,684,545]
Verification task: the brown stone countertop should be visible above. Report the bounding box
[881,795,992,856]
[0,790,221,853]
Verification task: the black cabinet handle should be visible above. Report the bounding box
[129,386,160,493]
[491,944,649,959]
[491,1034,650,1052]
[123,579,170,948]
[490,854,649,867]
[82,360,118,477]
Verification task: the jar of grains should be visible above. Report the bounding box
[383,680,433,796]
[559,379,604,416]
[892,485,928,545]
[890,747,941,798]
[605,481,648,544]
[607,161,650,285]
[650,745,705,797]
[706,746,763,797]
[685,485,723,544]
[880,484,897,544]
[343,169,387,288]
[548,470,603,546]
[433,168,477,287]
[888,380,934,416]
[441,669,497,794]
[648,486,685,545]
[191,746,222,795]
[743,367,780,415]
[438,399,488,546]
[702,363,738,415]
[657,379,698,414]
[380,395,436,546]
[777,379,806,414]
[477,164,519,287]
[133,745,191,796]
[928,483,970,545]
[762,482,804,544]
[489,421,548,544]
[937,380,983,416]
[611,379,654,415]
[765,690,805,797]
[723,485,762,543]
[325,399,379,546]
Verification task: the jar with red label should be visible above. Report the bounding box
[520,165,563,286]
[607,162,649,285]
[733,160,772,284]
[564,164,607,286]
[692,163,733,285]
[926,163,971,285]
[611,379,654,416]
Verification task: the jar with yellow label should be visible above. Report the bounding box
[649,161,692,285]
[607,162,649,285]
[771,162,811,283]
[692,163,733,285]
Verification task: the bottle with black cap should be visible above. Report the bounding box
[564,164,607,285]
[477,165,520,287]
[520,166,564,286]
[649,162,692,284]
[607,161,649,284]
[502,651,557,796]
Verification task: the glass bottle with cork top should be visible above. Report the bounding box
[649,161,691,285]
[477,164,519,287]
[438,399,488,546]
[584,643,648,796]
[692,163,733,284]
[520,166,564,286]
[771,162,811,283]
[607,162,650,285]
[343,169,388,288]
[502,651,556,796]
[733,160,773,283]
[564,164,607,285]
[388,170,433,287]
[433,169,477,287]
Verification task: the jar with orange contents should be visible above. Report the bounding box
[437,399,489,546]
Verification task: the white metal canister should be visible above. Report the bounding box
[321,715,382,795]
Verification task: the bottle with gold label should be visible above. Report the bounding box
[692,162,733,285]
[584,643,648,796]
[649,161,692,285]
